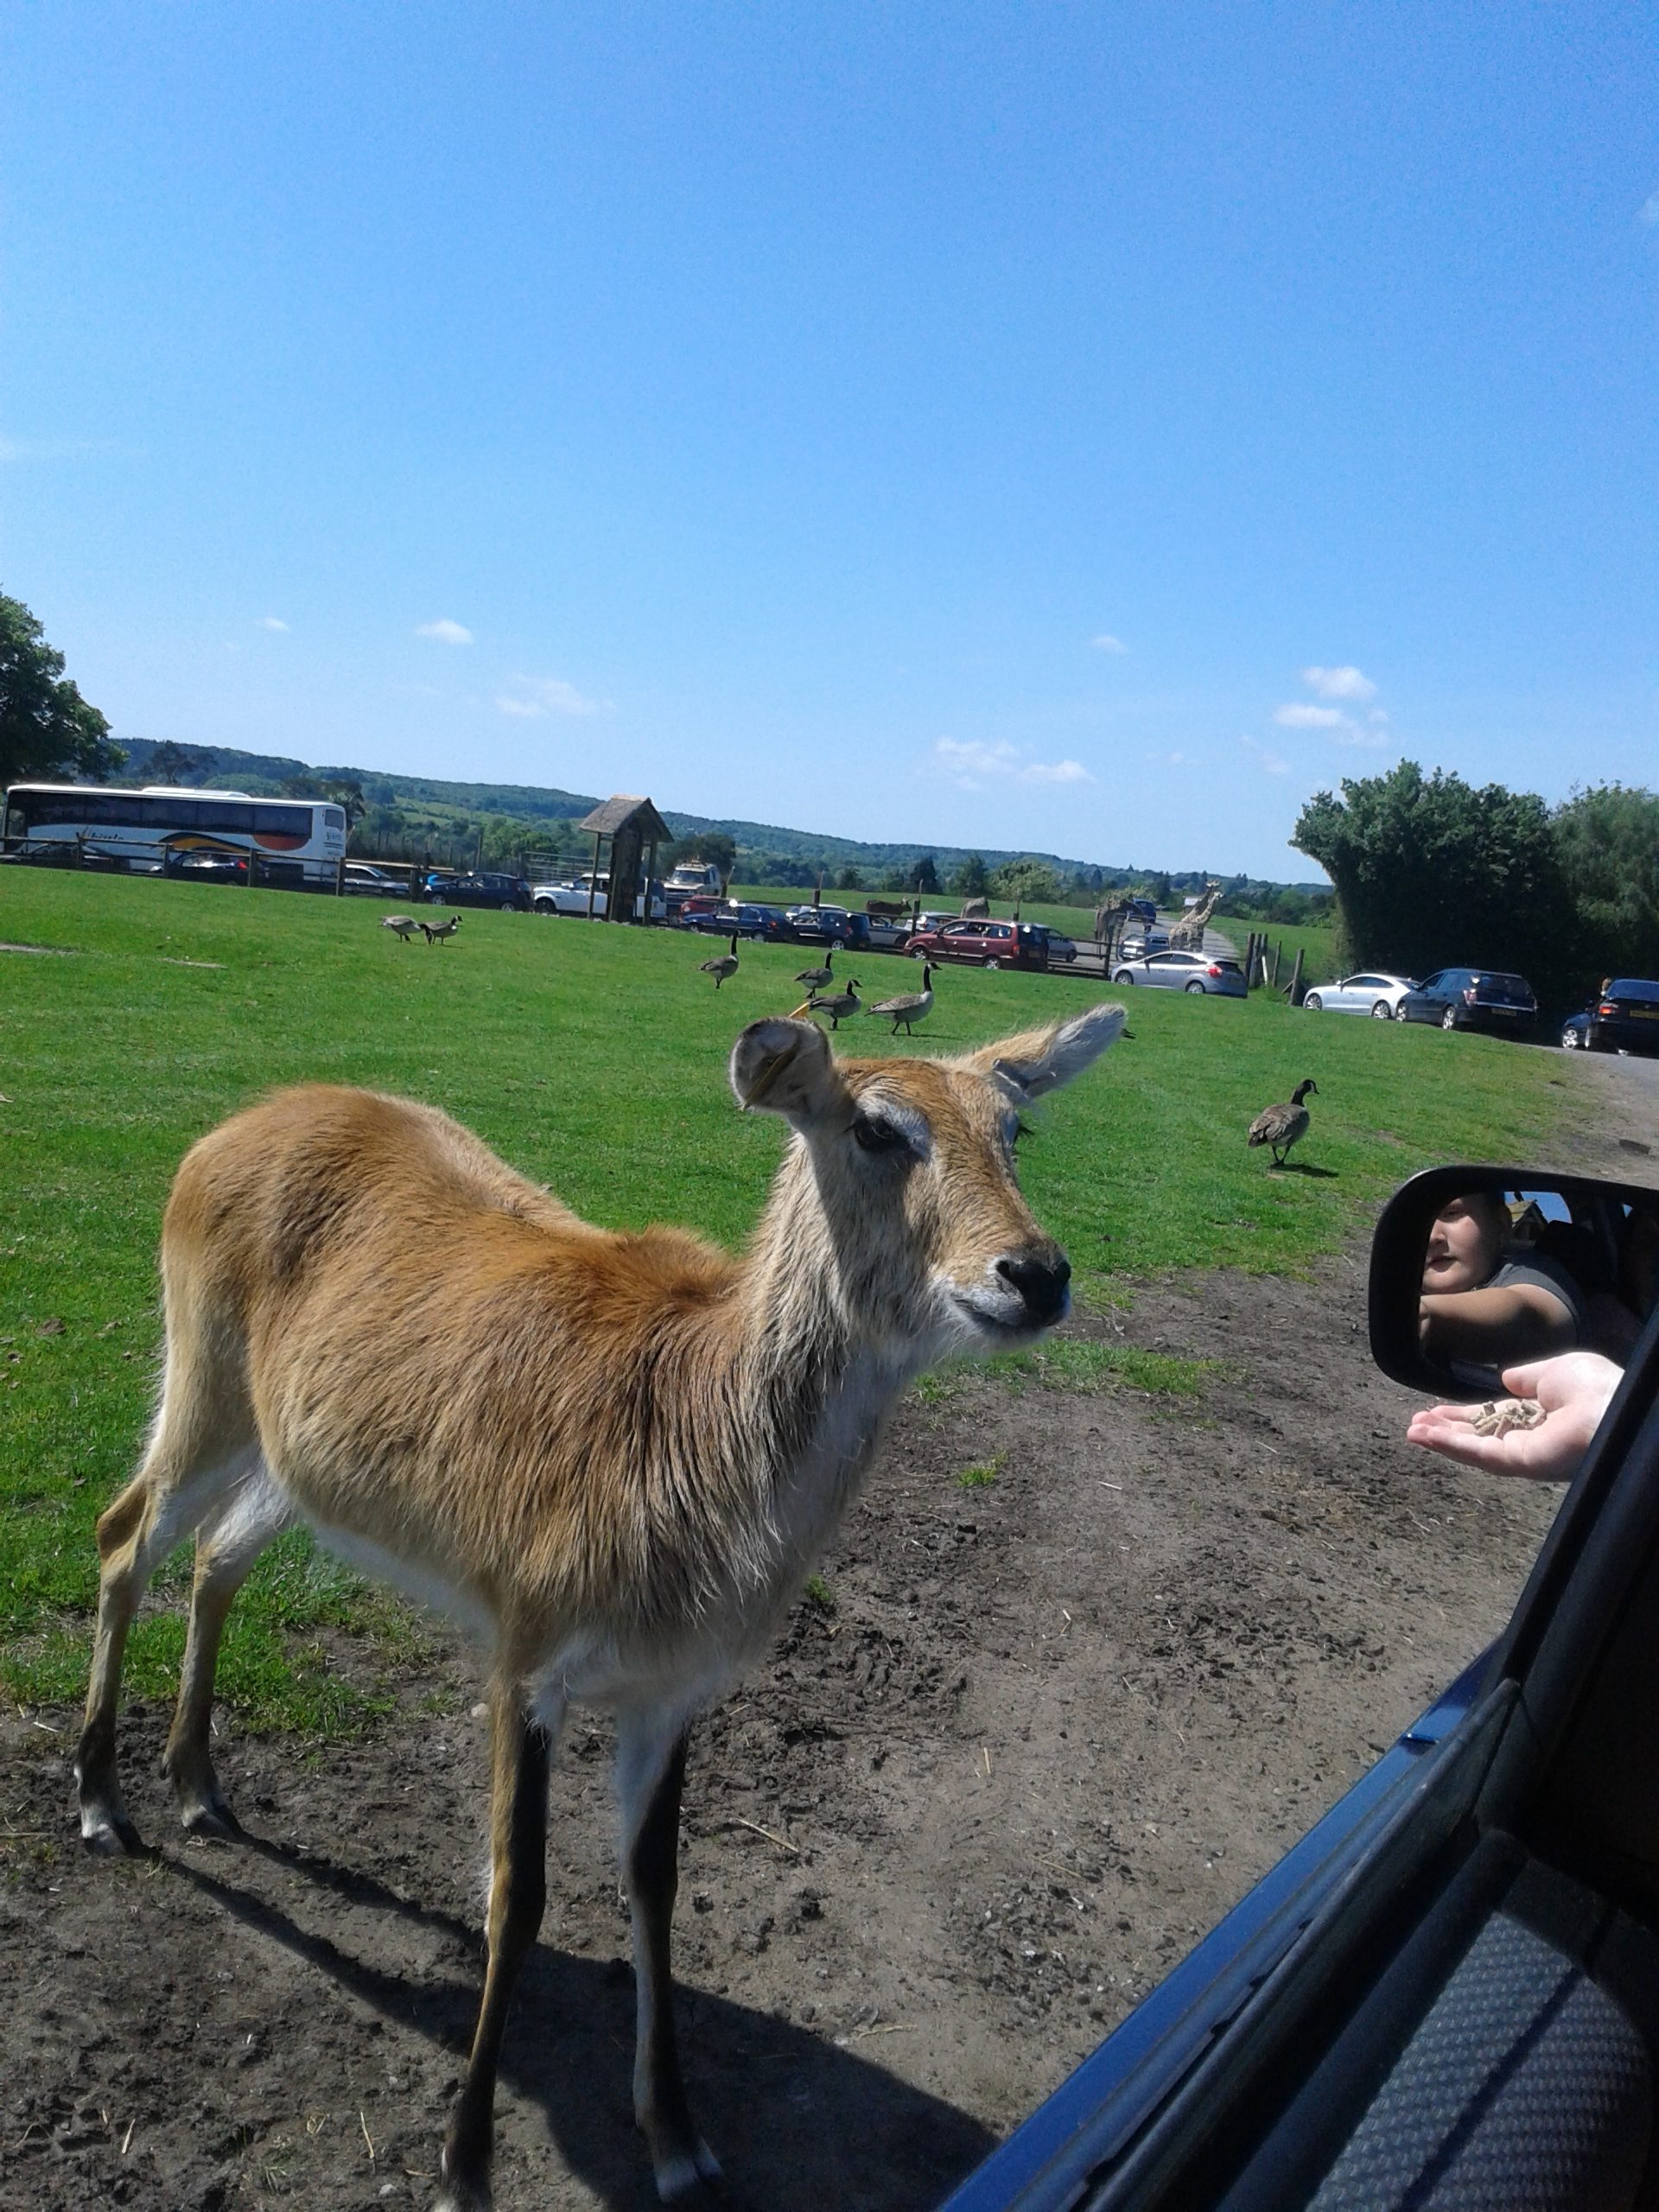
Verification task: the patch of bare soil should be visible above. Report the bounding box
[3,1056,1654,2212]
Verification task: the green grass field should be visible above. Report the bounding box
[1,870,1587,1729]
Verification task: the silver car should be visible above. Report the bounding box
[1302,970,1416,1020]
[1111,949,1247,996]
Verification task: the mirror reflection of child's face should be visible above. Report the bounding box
[1423,1196,1507,1295]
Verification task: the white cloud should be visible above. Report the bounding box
[1024,758,1093,784]
[415,618,474,645]
[1274,702,1348,729]
[928,737,1094,790]
[1090,632,1128,654]
[1369,707,1389,725]
[1641,187,1659,226]
[1301,664,1376,701]
[255,615,289,632]
[1240,735,1289,776]
[494,675,606,719]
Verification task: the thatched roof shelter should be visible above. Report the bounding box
[576,796,673,923]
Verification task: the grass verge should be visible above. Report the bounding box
[1,869,1588,1726]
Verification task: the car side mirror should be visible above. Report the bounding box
[1370,1165,1659,1399]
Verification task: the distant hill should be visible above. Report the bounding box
[105,735,1325,895]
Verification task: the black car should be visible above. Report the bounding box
[1561,977,1659,1056]
[944,1161,1659,2212]
[686,902,795,943]
[1398,965,1538,1034]
[422,871,531,912]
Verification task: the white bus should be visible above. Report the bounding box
[0,784,348,887]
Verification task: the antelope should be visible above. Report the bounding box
[382,913,423,943]
[74,1002,1124,2209]
[422,913,462,945]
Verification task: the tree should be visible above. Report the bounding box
[143,741,210,785]
[1144,871,1173,909]
[690,831,737,887]
[834,864,863,892]
[0,593,123,786]
[952,853,989,898]
[1552,785,1659,983]
[909,854,939,893]
[991,858,1061,905]
[1294,760,1567,989]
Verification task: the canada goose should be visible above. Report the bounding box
[1248,1078,1318,1166]
[381,914,422,944]
[699,933,741,988]
[868,963,935,1035]
[793,946,836,993]
[421,914,461,945]
[792,978,862,1029]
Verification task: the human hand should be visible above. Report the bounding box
[1406,1351,1623,1481]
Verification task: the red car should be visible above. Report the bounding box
[900,918,1055,970]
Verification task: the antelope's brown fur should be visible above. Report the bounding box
[75,1005,1123,2208]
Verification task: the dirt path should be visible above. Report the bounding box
[3,1054,1655,2212]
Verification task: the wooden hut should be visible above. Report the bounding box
[576,795,673,923]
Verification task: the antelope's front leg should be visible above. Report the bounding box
[616,1710,719,2202]
[438,1688,556,2212]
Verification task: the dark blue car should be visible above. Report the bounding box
[1560,976,1659,1057]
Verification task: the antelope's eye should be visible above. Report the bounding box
[851,1111,912,1155]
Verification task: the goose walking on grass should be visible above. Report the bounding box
[868,963,935,1036]
[699,933,741,988]
[793,946,836,994]
[1248,1078,1318,1166]
[381,914,422,944]
[791,977,862,1030]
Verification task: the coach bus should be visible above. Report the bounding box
[0,784,348,887]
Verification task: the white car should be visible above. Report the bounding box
[1301,970,1417,1020]
[531,876,665,919]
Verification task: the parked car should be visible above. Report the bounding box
[902,918,1057,970]
[1045,931,1078,963]
[168,850,248,885]
[1560,976,1659,1056]
[422,871,531,912]
[685,901,794,943]
[1116,927,1171,963]
[1302,970,1417,1019]
[668,890,722,925]
[1397,967,1538,1034]
[531,875,665,919]
[786,904,850,942]
[340,861,406,897]
[785,905,874,950]
[1111,948,1247,996]
[944,1160,1659,2212]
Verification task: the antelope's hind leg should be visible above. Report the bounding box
[75,1441,255,1854]
[162,1460,291,1838]
[617,1708,720,2202]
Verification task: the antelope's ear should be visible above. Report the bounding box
[955,1001,1127,1101]
[730,1017,846,1122]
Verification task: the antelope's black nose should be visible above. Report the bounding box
[996,1253,1071,1325]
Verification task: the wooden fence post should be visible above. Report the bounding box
[1286,948,1304,1004]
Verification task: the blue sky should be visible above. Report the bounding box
[3,4,1654,879]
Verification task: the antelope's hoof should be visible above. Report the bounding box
[79,1808,146,1857]
[181,1799,244,1843]
[656,2142,723,2203]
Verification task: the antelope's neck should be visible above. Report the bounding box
[721,1144,912,1585]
